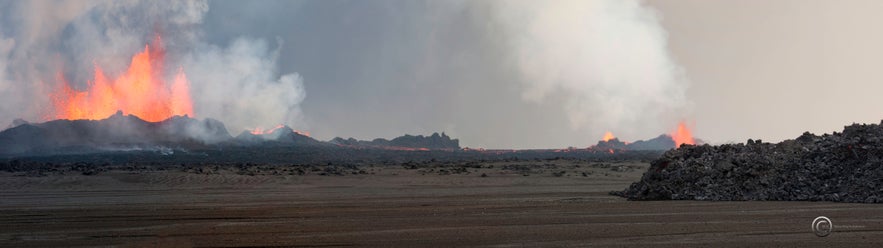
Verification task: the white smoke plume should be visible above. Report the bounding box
[0,0,306,135]
[181,38,306,134]
[490,0,690,139]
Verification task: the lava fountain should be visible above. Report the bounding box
[671,121,696,147]
[602,131,616,142]
[48,37,194,122]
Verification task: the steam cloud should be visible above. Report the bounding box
[215,0,689,148]
[0,0,689,147]
[181,38,305,134]
[491,0,690,139]
[0,0,305,135]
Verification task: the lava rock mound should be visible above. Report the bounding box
[613,121,883,203]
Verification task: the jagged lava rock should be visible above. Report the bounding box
[614,120,883,203]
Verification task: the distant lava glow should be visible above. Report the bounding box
[48,37,194,122]
[250,124,310,137]
[602,131,616,142]
[250,124,287,135]
[671,121,696,147]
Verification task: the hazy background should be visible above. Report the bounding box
[207,0,883,148]
[203,0,691,148]
[3,0,883,148]
[651,0,883,145]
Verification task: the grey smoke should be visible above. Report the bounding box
[0,0,306,136]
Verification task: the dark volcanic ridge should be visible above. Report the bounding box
[234,126,327,147]
[0,111,231,155]
[614,120,883,203]
[592,135,706,151]
[0,112,452,156]
[330,132,459,150]
[0,113,669,164]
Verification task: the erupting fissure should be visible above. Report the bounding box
[250,124,287,135]
[48,37,194,122]
[671,121,696,147]
[250,124,311,137]
[602,131,616,142]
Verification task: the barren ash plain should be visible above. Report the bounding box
[3,114,883,247]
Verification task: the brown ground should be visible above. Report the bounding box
[1,160,881,247]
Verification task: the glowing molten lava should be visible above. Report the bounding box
[250,124,287,135]
[296,130,311,137]
[250,124,311,137]
[49,39,194,122]
[602,131,616,142]
[671,121,696,147]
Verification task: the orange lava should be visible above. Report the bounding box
[382,146,430,151]
[49,38,193,122]
[671,121,696,147]
[294,130,311,137]
[602,131,616,142]
[250,124,287,135]
[250,124,310,137]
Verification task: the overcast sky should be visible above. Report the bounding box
[4,0,883,148]
[650,0,883,145]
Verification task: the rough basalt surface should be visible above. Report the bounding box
[613,121,883,203]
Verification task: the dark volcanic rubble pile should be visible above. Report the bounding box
[614,121,883,203]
